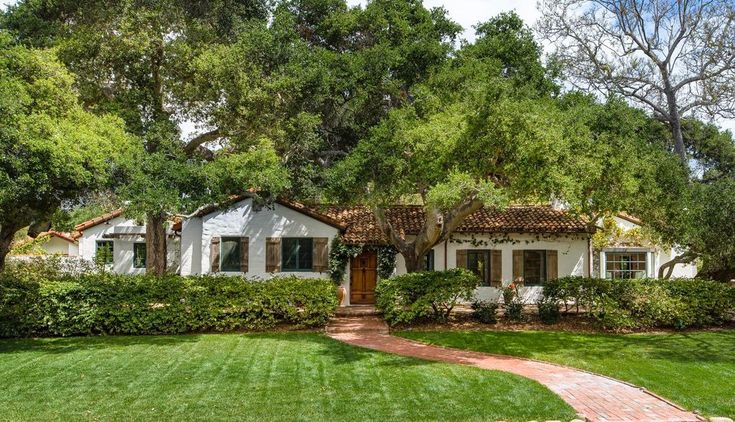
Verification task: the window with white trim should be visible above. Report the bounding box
[605,252,647,279]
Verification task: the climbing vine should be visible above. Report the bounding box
[591,215,652,250]
[328,237,397,284]
[448,232,589,247]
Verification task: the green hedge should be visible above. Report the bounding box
[0,272,338,338]
[375,269,479,326]
[543,277,735,330]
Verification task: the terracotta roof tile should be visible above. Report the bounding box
[40,230,78,244]
[74,209,124,232]
[311,205,593,245]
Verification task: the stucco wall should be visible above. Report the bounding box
[182,199,340,278]
[77,217,178,274]
[41,237,78,256]
[389,233,591,304]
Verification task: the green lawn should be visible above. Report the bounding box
[0,333,575,421]
[398,329,735,418]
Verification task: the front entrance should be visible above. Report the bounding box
[350,251,378,305]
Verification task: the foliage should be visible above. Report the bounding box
[375,269,479,326]
[0,271,338,337]
[327,237,397,283]
[470,300,498,324]
[536,297,561,325]
[0,35,137,269]
[543,277,735,331]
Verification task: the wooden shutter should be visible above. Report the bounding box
[210,236,221,273]
[266,237,281,273]
[512,250,523,283]
[240,237,249,273]
[546,250,558,281]
[312,238,329,273]
[490,250,502,288]
[456,249,467,268]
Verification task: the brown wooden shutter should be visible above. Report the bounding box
[312,237,329,273]
[240,237,249,273]
[512,250,523,283]
[210,236,221,273]
[546,250,558,281]
[491,250,502,288]
[456,249,467,268]
[266,237,281,273]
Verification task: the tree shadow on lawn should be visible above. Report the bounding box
[0,333,201,355]
[253,332,433,368]
[404,330,735,365]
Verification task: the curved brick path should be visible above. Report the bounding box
[326,316,701,422]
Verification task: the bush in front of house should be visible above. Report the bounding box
[375,269,479,326]
[471,300,498,324]
[543,276,735,330]
[0,268,338,337]
[536,297,561,324]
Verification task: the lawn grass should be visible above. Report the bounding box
[397,329,735,418]
[0,333,575,421]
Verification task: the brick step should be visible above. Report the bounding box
[335,305,381,317]
[326,316,389,334]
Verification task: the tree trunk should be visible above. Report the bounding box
[146,212,168,276]
[0,224,19,273]
[402,248,425,273]
[663,85,687,165]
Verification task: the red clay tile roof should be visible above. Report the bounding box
[310,205,593,245]
[40,230,78,244]
[74,209,124,232]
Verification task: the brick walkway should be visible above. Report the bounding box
[326,316,701,422]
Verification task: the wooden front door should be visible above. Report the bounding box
[350,252,378,304]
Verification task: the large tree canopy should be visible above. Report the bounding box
[0,34,137,271]
[329,13,676,272]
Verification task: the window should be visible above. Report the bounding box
[95,240,114,265]
[282,238,313,271]
[605,252,647,279]
[220,237,241,272]
[423,250,435,271]
[467,250,491,286]
[133,243,146,269]
[523,250,546,286]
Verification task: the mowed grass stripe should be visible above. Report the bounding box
[0,333,575,421]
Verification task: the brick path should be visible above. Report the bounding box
[326,316,701,422]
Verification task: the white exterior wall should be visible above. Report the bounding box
[41,237,78,256]
[182,199,340,278]
[390,233,591,304]
[77,216,178,274]
[599,216,698,279]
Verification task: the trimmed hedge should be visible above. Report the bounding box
[543,277,735,330]
[0,271,338,338]
[375,269,479,326]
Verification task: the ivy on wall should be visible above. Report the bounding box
[591,215,653,250]
[328,237,397,284]
[448,233,590,247]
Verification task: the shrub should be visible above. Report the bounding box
[504,302,524,322]
[375,269,479,326]
[0,273,338,338]
[471,300,498,324]
[536,297,561,324]
[543,276,735,330]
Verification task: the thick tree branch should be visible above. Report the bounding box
[183,128,221,155]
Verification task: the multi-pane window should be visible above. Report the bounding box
[467,250,491,286]
[523,250,547,286]
[95,240,114,265]
[423,250,435,271]
[282,238,313,271]
[133,243,146,269]
[605,252,647,279]
[220,237,241,272]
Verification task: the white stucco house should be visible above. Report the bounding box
[40,196,698,306]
